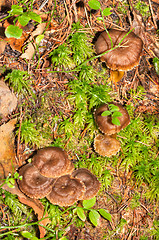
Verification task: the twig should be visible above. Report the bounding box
[17,107,23,166]
[148,0,158,29]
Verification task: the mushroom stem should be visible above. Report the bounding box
[110,70,125,83]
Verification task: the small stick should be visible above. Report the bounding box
[148,0,158,29]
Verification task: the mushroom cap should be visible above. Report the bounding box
[95,29,143,71]
[18,163,54,199]
[32,147,70,178]
[72,168,101,200]
[94,102,130,135]
[46,175,86,206]
[94,134,121,157]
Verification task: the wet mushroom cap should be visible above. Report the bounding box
[94,134,121,157]
[18,163,54,199]
[47,175,86,206]
[95,29,143,71]
[72,168,101,200]
[94,102,130,135]
[32,147,70,178]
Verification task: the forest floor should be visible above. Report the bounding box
[0,0,159,239]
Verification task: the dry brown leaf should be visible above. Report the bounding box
[18,197,51,238]
[0,39,7,54]
[21,42,35,60]
[0,118,18,180]
[21,23,46,60]
[2,182,51,238]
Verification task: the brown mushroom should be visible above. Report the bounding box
[18,163,54,199]
[95,29,143,82]
[46,175,86,206]
[94,102,130,135]
[72,168,101,200]
[94,134,121,157]
[32,147,71,178]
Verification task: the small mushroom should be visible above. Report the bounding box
[94,134,121,157]
[32,147,71,178]
[95,29,143,82]
[94,102,130,135]
[46,175,86,206]
[18,163,54,199]
[72,168,101,200]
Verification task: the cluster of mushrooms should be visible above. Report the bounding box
[94,102,130,157]
[95,29,143,82]
[17,147,100,207]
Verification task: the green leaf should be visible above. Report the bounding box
[101,110,111,116]
[36,34,44,44]
[98,209,112,221]
[83,197,96,209]
[5,25,22,39]
[102,7,112,16]
[14,172,19,178]
[27,12,41,23]
[112,117,121,126]
[7,182,15,188]
[88,0,101,10]
[109,104,119,112]
[9,178,15,185]
[153,57,159,75]
[21,231,33,238]
[77,207,86,221]
[112,111,123,118]
[18,14,31,26]
[97,17,103,21]
[89,209,100,226]
[10,5,23,15]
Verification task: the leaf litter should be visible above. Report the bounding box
[0,0,159,239]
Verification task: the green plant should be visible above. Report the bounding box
[4,5,41,39]
[75,197,111,227]
[16,119,43,147]
[153,57,159,75]
[4,69,35,98]
[0,172,22,189]
[101,103,123,126]
[88,0,113,47]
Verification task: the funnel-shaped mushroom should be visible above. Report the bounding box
[94,102,130,135]
[18,163,54,199]
[72,168,101,200]
[95,29,143,82]
[46,175,86,206]
[32,147,72,178]
[94,134,121,157]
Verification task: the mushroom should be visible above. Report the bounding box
[32,147,72,178]
[95,29,143,82]
[94,102,130,135]
[72,168,101,200]
[94,134,121,157]
[46,175,86,206]
[18,163,54,199]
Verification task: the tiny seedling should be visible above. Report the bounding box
[88,0,113,47]
[0,172,22,189]
[75,197,111,227]
[4,5,41,39]
[101,103,123,126]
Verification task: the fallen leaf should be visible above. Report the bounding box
[2,182,51,238]
[0,39,7,54]
[0,118,18,179]
[20,42,35,60]
[0,80,17,117]
[18,197,51,238]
